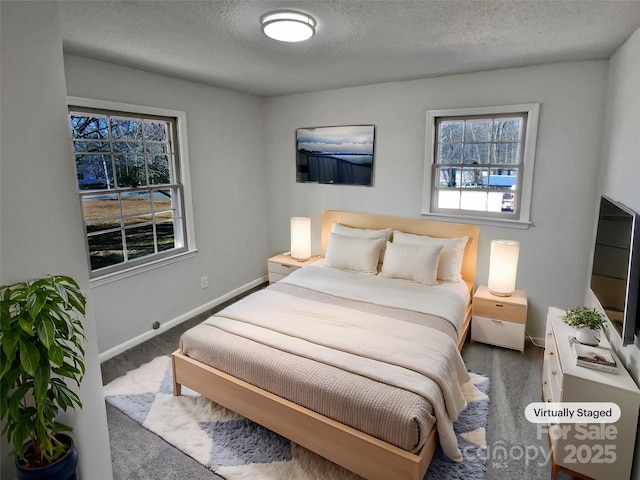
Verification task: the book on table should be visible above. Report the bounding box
[569,337,619,373]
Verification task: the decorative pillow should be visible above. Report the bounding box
[324,232,386,274]
[392,231,469,282]
[379,241,443,285]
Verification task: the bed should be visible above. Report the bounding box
[172,210,479,480]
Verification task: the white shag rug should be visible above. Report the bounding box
[105,356,489,479]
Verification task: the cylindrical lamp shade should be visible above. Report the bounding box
[291,217,311,261]
[488,240,520,296]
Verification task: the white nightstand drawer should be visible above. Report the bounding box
[267,254,322,284]
[471,315,525,351]
[268,272,288,284]
[268,262,298,276]
[473,298,527,323]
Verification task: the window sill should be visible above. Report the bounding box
[420,211,532,229]
[89,249,198,288]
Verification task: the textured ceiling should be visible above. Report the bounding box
[60,0,640,97]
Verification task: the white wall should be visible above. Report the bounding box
[63,55,270,354]
[0,2,112,479]
[2,4,632,475]
[264,61,609,339]
[597,25,640,479]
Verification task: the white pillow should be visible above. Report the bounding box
[392,231,469,282]
[324,232,386,274]
[379,241,443,285]
[331,222,392,242]
[332,222,392,264]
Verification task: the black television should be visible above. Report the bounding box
[590,195,640,346]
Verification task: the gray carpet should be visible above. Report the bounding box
[101,285,572,479]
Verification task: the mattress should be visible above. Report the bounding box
[179,264,470,459]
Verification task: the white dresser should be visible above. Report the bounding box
[542,307,640,480]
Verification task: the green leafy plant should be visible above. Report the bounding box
[0,275,86,468]
[562,306,606,330]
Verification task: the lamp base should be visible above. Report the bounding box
[489,289,513,297]
[292,256,310,262]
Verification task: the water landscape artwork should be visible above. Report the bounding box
[296,125,375,186]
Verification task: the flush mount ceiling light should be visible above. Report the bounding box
[261,10,316,43]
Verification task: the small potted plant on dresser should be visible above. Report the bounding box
[562,306,606,346]
[0,275,86,480]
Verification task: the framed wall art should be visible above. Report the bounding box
[296,125,375,186]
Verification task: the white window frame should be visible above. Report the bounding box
[67,97,197,286]
[422,103,540,228]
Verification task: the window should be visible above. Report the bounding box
[68,98,195,280]
[422,104,539,227]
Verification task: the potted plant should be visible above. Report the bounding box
[0,275,86,480]
[562,306,606,346]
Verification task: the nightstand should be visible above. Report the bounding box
[267,253,322,284]
[471,285,527,351]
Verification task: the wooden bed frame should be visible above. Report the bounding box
[173,211,479,480]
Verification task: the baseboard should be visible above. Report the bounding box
[526,334,545,349]
[98,275,268,363]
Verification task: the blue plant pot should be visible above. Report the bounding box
[15,434,78,480]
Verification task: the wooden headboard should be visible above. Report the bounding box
[321,210,479,288]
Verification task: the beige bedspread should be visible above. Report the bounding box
[180,268,470,460]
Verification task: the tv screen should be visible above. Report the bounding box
[590,196,640,346]
[296,125,375,186]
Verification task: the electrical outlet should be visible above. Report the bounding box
[201,275,209,289]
